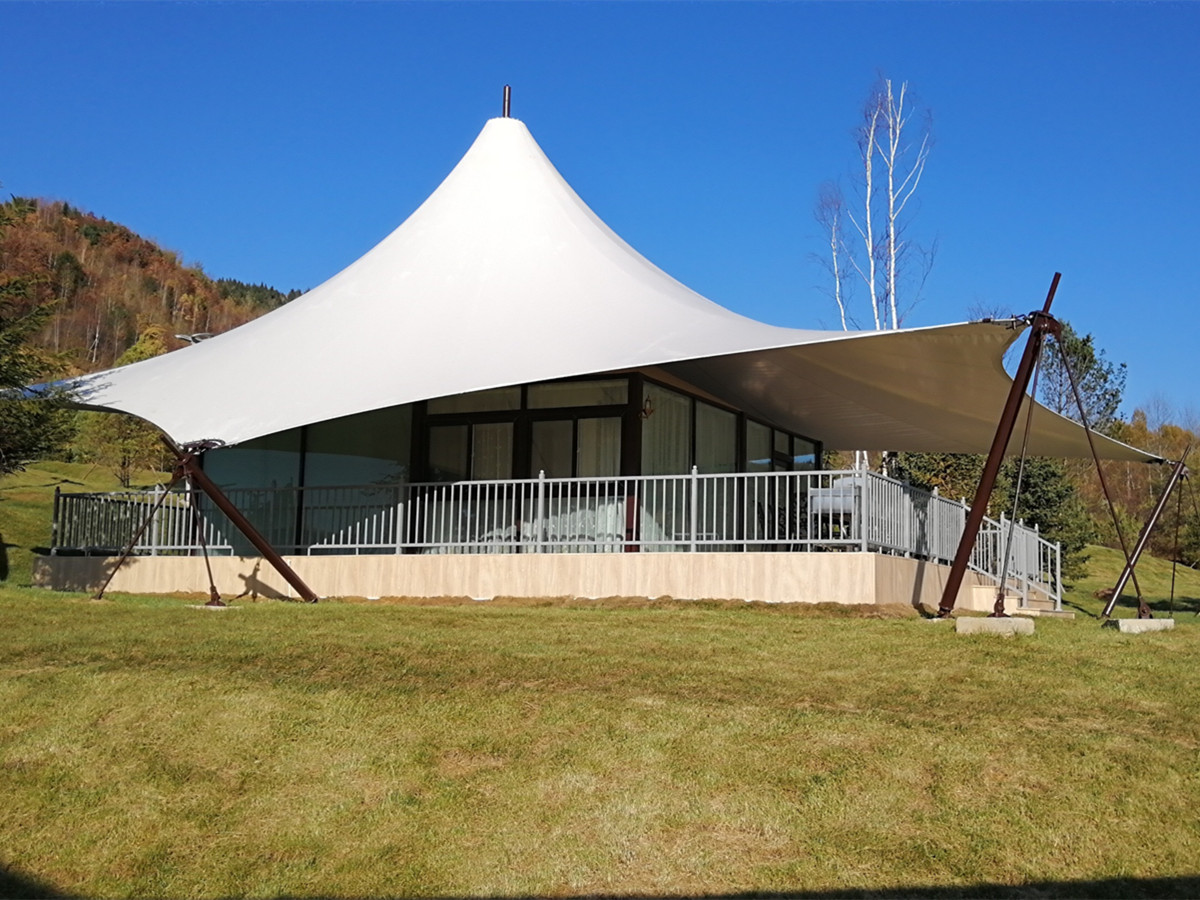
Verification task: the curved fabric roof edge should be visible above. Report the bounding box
[61,115,1160,464]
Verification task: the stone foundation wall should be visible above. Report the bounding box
[35,551,995,608]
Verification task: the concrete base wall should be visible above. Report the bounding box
[34,551,993,608]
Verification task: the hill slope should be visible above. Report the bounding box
[0,195,300,373]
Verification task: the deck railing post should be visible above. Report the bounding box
[51,486,61,555]
[536,470,546,553]
[998,512,1006,588]
[860,474,869,553]
[1028,524,1039,608]
[150,484,163,556]
[1055,543,1062,611]
[689,466,698,552]
[395,484,406,554]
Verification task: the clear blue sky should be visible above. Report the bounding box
[3,1,1196,417]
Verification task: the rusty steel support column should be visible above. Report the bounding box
[167,439,320,603]
[938,274,1062,617]
[1102,449,1190,620]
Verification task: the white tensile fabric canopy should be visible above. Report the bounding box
[70,115,1156,463]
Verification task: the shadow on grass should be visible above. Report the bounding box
[1094,594,1200,618]
[1064,593,1200,620]
[1146,594,1200,616]
[0,863,68,899]
[276,878,1200,899]
[6,864,1200,900]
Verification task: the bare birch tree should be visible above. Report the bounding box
[814,76,933,472]
[849,92,884,329]
[813,182,852,330]
[876,78,934,329]
[816,75,934,333]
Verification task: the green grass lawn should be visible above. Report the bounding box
[3,591,1200,898]
[3,463,1200,898]
[1064,544,1200,619]
[0,461,171,588]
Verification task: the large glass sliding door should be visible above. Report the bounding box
[531,417,622,479]
[530,416,625,551]
[577,417,621,477]
[531,420,573,478]
[472,423,514,480]
[428,423,514,482]
[427,425,469,483]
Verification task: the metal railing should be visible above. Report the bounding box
[50,469,1061,608]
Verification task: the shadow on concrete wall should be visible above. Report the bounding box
[28,553,124,594]
[234,560,289,601]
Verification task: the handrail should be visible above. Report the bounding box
[50,468,1060,606]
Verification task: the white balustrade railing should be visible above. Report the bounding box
[50,469,1061,607]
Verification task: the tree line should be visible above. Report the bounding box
[0,195,300,373]
[0,191,302,482]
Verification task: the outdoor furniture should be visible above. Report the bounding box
[808,474,863,541]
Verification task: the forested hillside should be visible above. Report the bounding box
[0,196,301,374]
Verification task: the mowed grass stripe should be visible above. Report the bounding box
[2,590,1199,897]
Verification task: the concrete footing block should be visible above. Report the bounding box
[1104,618,1175,633]
[955,616,1035,636]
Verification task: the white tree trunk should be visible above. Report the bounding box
[874,79,931,330]
[847,97,883,330]
[814,183,851,330]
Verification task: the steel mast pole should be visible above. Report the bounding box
[937,274,1062,617]
[165,438,320,603]
[1102,450,1190,619]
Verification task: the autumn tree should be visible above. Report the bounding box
[0,300,73,475]
[75,325,170,486]
[1038,321,1126,437]
[1087,407,1200,566]
[0,196,302,373]
[0,193,73,475]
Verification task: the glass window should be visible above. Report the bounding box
[745,420,771,474]
[773,430,793,471]
[305,405,412,487]
[472,422,513,480]
[428,425,469,482]
[204,429,302,491]
[695,402,737,474]
[793,437,818,471]
[201,429,302,553]
[427,386,521,414]
[531,420,573,478]
[641,383,692,476]
[528,378,628,409]
[577,417,621,478]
